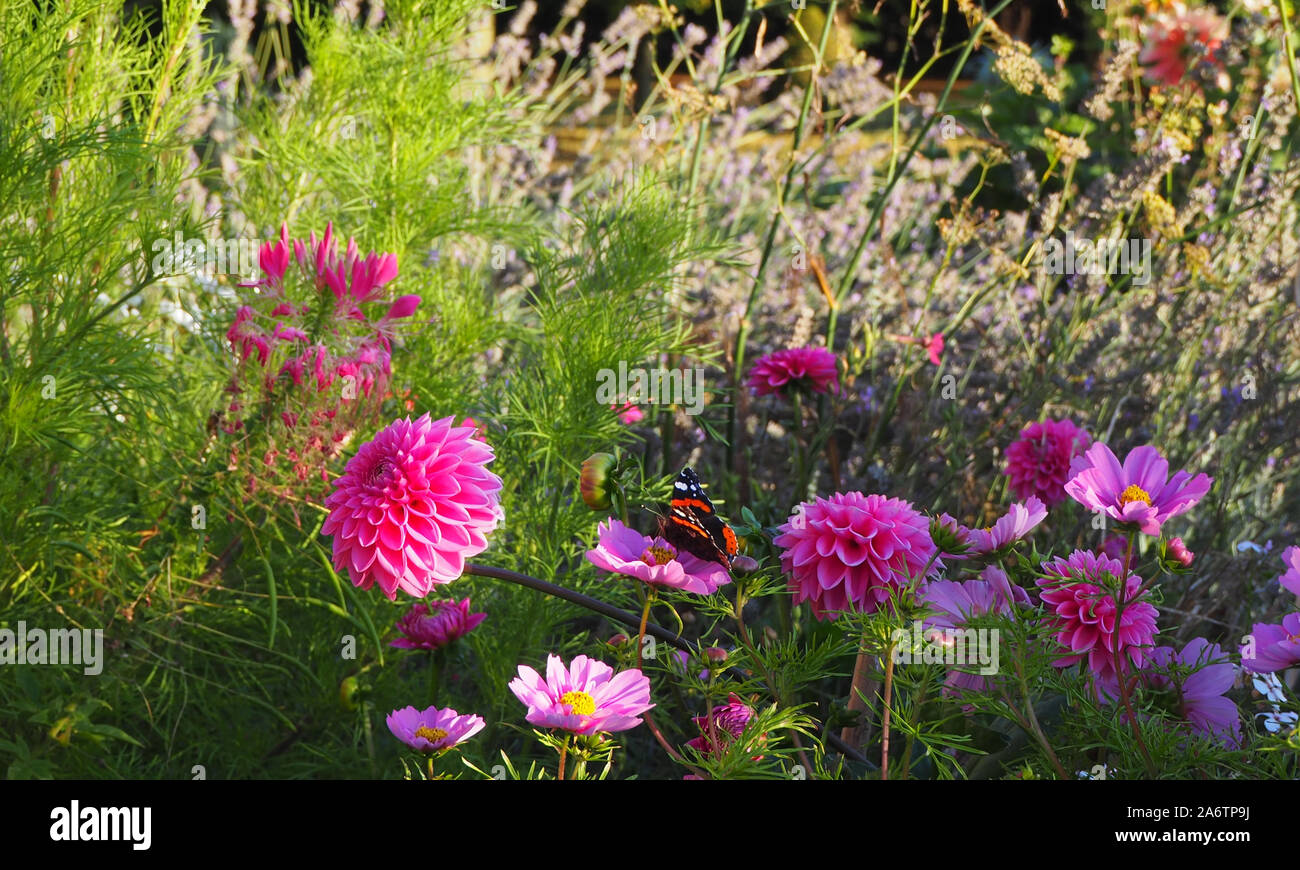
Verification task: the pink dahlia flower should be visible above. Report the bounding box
[685,694,760,759]
[1037,549,1159,692]
[1143,638,1241,748]
[1240,613,1300,675]
[508,654,654,735]
[1277,546,1300,597]
[322,414,504,600]
[586,519,731,595]
[1064,443,1212,536]
[774,492,938,620]
[746,347,839,397]
[391,598,486,650]
[1004,418,1091,507]
[967,497,1048,555]
[919,566,1030,697]
[386,705,486,753]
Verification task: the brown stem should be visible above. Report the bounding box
[880,649,895,780]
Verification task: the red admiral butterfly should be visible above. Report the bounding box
[659,467,739,570]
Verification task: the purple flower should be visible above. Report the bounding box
[919,566,1030,697]
[1064,443,1212,536]
[1240,613,1300,674]
[1277,546,1300,596]
[390,599,486,650]
[1143,638,1242,748]
[386,705,486,753]
[585,519,731,595]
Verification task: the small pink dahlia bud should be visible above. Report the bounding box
[322,414,503,600]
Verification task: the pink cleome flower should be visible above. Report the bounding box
[1064,443,1212,536]
[586,519,731,595]
[775,492,938,620]
[386,705,486,753]
[1004,418,1091,507]
[322,414,503,600]
[508,654,654,735]
[1037,549,1159,694]
[746,347,839,397]
[390,598,487,650]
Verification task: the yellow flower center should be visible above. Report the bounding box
[560,690,596,717]
[642,545,676,566]
[1118,484,1152,507]
[415,726,449,743]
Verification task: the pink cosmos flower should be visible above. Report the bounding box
[1143,638,1241,748]
[1277,546,1300,597]
[1037,549,1159,693]
[685,694,760,759]
[586,519,731,595]
[386,705,486,753]
[746,347,839,397]
[1004,418,1092,507]
[1064,443,1212,536]
[1240,613,1300,675]
[774,492,938,620]
[920,566,1030,697]
[508,654,654,735]
[1139,5,1228,88]
[966,497,1048,555]
[391,598,487,650]
[322,414,504,600]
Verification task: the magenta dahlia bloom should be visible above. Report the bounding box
[1143,639,1242,748]
[1277,546,1300,597]
[508,654,654,735]
[1004,418,1091,507]
[1240,613,1300,675]
[967,497,1048,555]
[586,519,731,595]
[1037,549,1159,692]
[386,705,486,753]
[746,347,839,397]
[1064,443,1212,536]
[391,598,486,650]
[322,414,504,600]
[685,694,758,759]
[775,492,938,620]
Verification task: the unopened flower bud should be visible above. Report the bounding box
[580,452,618,510]
[1166,537,1194,568]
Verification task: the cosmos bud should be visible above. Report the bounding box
[580,452,618,510]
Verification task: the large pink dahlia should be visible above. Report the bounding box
[322,414,503,599]
[774,492,938,620]
[1037,549,1159,692]
[508,654,653,735]
[746,347,840,397]
[1004,418,1091,507]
